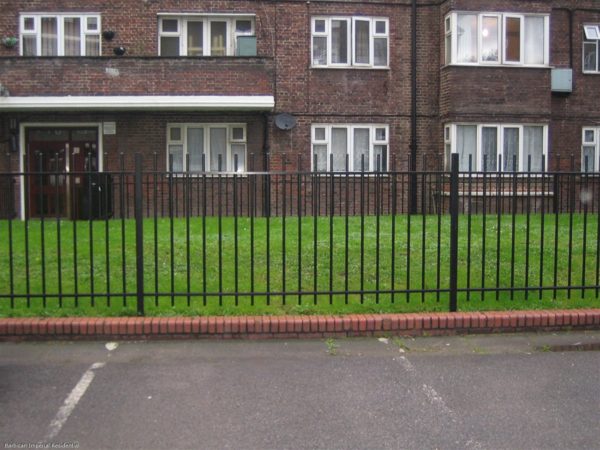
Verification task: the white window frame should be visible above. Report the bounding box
[446,123,549,173]
[310,124,389,172]
[582,24,600,74]
[445,11,549,67]
[311,16,389,69]
[582,128,600,172]
[19,13,101,56]
[158,15,255,56]
[166,123,247,173]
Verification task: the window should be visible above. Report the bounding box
[159,16,255,56]
[167,124,247,172]
[445,124,548,172]
[445,12,549,66]
[583,24,600,73]
[20,14,100,56]
[311,124,389,172]
[582,128,599,172]
[311,17,389,68]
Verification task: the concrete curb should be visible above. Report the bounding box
[1,309,599,341]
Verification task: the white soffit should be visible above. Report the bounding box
[0,95,275,111]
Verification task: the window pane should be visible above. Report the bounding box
[210,21,227,56]
[375,128,386,141]
[457,14,477,63]
[445,34,451,65]
[170,127,182,141]
[331,128,347,171]
[24,17,35,31]
[231,144,246,172]
[583,25,600,40]
[456,125,477,171]
[168,145,183,172]
[481,16,499,62]
[584,130,595,143]
[374,145,387,171]
[374,37,387,66]
[582,146,596,172]
[313,145,327,171]
[23,35,37,56]
[86,17,98,31]
[354,20,370,64]
[312,36,327,65]
[64,18,81,56]
[41,17,58,56]
[314,20,326,33]
[353,128,370,171]
[161,36,180,56]
[162,19,178,33]
[332,20,348,64]
[187,21,203,56]
[445,143,452,170]
[482,127,498,171]
[314,127,326,141]
[505,17,521,62]
[236,20,252,33]
[210,128,227,171]
[187,128,204,171]
[503,127,520,171]
[583,42,597,72]
[524,16,544,65]
[523,126,544,171]
[85,35,100,56]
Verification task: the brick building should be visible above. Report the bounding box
[0,0,599,218]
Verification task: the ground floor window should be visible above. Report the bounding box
[582,127,599,172]
[444,124,548,172]
[311,124,389,172]
[167,123,247,172]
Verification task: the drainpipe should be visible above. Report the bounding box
[409,0,418,214]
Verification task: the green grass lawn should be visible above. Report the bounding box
[0,213,599,317]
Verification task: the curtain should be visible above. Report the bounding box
[332,20,348,64]
[313,36,327,65]
[231,144,246,172]
[582,146,596,172]
[331,128,347,171]
[374,145,387,171]
[481,16,499,62]
[523,126,544,172]
[482,127,498,171]
[85,35,100,56]
[64,18,81,56]
[187,128,204,172]
[457,125,477,171]
[354,20,370,64]
[313,145,328,172]
[210,128,227,171]
[503,128,520,171]
[41,17,58,56]
[187,22,203,56]
[505,17,521,62]
[374,37,387,66]
[168,145,183,172]
[353,128,370,171]
[583,42,597,72]
[210,22,227,56]
[457,14,477,63]
[524,16,544,65]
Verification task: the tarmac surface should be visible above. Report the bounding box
[1,331,599,450]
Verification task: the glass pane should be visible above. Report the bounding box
[231,144,246,172]
[210,21,227,56]
[582,146,596,172]
[524,16,544,64]
[85,35,100,56]
[374,145,387,171]
[354,20,370,64]
[331,128,347,171]
[162,19,178,33]
[481,16,499,62]
[170,127,181,141]
[505,17,521,62]
[168,145,183,172]
[583,25,600,40]
[210,128,227,171]
[312,36,327,65]
[86,17,98,31]
[482,127,498,171]
[457,14,477,63]
[24,17,35,31]
[314,127,326,141]
[503,127,520,171]
[71,129,98,141]
[456,125,477,171]
[445,34,451,65]
[187,128,204,172]
[187,22,203,56]
[161,36,179,56]
[375,128,386,141]
[353,128,369,171]
[332,20,348,64]
[375,21,386,34]
[41,17,58,56]
[374,38,387,66]
[314,20,326,33]
[523,126,544,171]
[445,143,452,170]
[64,18,81,56]
[313,145,327,171]
[23,35,37,56]
[583,42,597,72]
[236,20,252,33]
[584,129,595,143]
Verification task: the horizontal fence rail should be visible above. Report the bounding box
[0,153,599,316]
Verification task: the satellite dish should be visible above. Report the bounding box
[274,113,297,130]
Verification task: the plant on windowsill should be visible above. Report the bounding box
[2,37,18,48]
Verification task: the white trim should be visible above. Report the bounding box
[0,96,275,111]
[18,122,103,220]
[158,12,256,18]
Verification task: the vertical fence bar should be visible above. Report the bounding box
[360,155,365,303]
[234,155,239,307]
[495,155,502,301]
[250,154,255,306]
[539,155,546,300]
[54,153,63,308]
[282,157,287,305]
[186,154,191,307]
[297,155,303,305]
[525,156,532,300]
[345,154,350,305]
[134,153,145,316]
[202,154,207,306]
[390,157,397,304]
[24,151,31,307]
[120,153,126,307]
[39,152,47,308]
[153,153,159,307]
[581,156,589,299]
[329,153,334,305]
[313,154,318,305]
[7,155,15,308]
[169,154,175,307]
[449,153,459,312]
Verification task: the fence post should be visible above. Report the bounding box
[449,153,459,312]
[134,153,145,316]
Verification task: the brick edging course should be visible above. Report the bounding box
[1,309,599,341]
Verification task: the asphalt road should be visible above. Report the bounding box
[1,332,599,450]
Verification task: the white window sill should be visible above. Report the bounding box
[443,63,550,69]
[310,65,390,70]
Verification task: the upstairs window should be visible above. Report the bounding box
[311,17,389,68]
[582,128,599,172]
[445,12,549,66]
[159,15,255,56]
[20,14,101,56]
[583,24,600,73]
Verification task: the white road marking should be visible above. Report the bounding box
[44,362,106,441]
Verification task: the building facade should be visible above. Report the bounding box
[0,0,599,218]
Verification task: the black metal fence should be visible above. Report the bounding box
[0,153,599,315]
